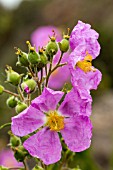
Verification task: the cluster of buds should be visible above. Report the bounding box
[0,29,70,113]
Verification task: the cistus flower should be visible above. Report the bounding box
[68,21,102,96]
[0,149,23,168]
[31,26,71,90]
[11,87,92,165]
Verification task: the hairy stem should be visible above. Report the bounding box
[17,86,24,101]
[3,89,19,98]
[45,52,65,87]
[45,57,53,87]
[0,122,11,130]
[51,62,67,74]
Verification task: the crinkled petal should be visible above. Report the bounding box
[11,106,46,137]
[58,88,92,117]
[71,67,102,91]
[69,20,100,59]
[23,127,62,165]
[31,87,64,112]
[61,116,92,152]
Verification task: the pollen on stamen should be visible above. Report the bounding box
[76,52,96,73]
[47,111,64,131]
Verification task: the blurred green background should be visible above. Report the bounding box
[0,0,113,170]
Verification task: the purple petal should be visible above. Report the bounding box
[71,67,102,91]
[31,87,64,112]
[24,85,31,93]
[23,127,62,165]
[69,20,100,59]
[59,88,92,117]
[61,116,92,152]
[11,106,46,137]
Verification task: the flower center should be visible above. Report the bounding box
[76,52,96,73]
[47,111,64,131]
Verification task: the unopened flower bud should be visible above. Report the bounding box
[21,79,36,94]
[15,101,27,114]
[14,146,28,162]
[6,96,18,108]
[46,31,58,56]
[15,48,29,67]
[26,41,40,64]
[39,48,48,65]
[9,133,21,147]
[59,38,69,53]
[5,65,21,86]
[0,85,4,95]
[59,28,70,53]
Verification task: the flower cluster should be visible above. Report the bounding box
[0,21,102,169]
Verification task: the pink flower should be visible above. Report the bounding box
[68,21,102,97]
[31,26,71,90]
[11,87,92,165]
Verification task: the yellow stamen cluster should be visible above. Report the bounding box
[47,111,64,131]
[76,53,96,73]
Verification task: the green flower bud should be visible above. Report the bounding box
[0,85,4,95]
[15,101,27,114]
[5,65,21,86]
[10,135,21,147]
[27,41,40,64]
[21,79,36,93]
[46,35,58,56]
[6,96,18,108]
[14,146,28,162]
[15,48,29,67]
[59,28,70,52]
[39,49,48,65]
[59,38,69,52]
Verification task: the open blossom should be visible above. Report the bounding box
[69,20,100,59]
[11,87,92,165]
[0,149,23,168]
[68,21,102,96]
[31,26,70,90]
